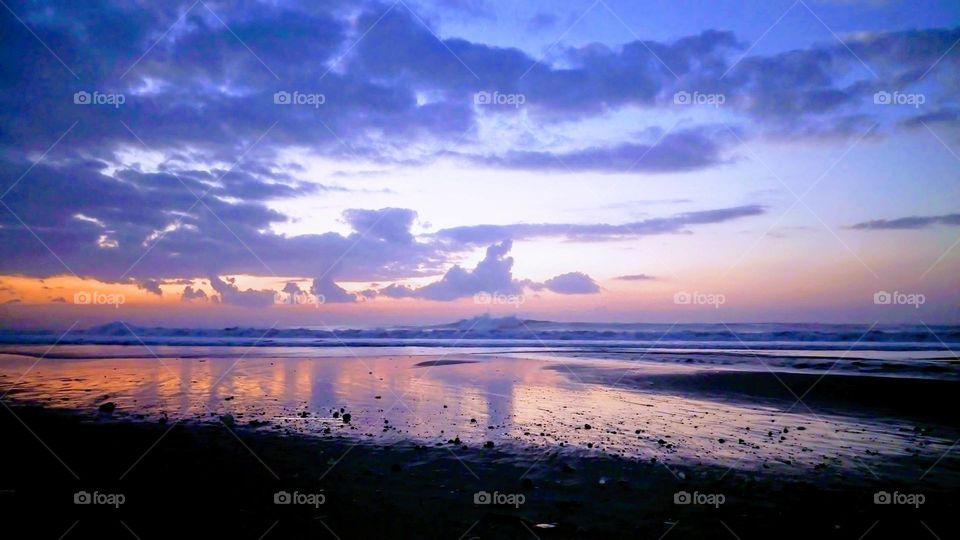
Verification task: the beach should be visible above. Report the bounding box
[1,340,958,538]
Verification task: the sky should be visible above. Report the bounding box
[0,0,958,329]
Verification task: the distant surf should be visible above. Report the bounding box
[1,315,958,351]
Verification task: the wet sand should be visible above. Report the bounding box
[1,345,958,538]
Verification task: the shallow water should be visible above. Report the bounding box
[1,344,957,486]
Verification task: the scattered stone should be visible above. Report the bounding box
[584,424,592,430]
[718,438,726,444]
[483,441,495,448]
[98,402,116,414]
[342,413,352,423]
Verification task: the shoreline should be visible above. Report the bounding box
[557,364,960,423]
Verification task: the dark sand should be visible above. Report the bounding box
[1,403,956,539]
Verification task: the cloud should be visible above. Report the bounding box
[379,240,600,300]
[899,108,959,128]
[462,127,732,173]
[433,205,765,245]
[310,276,357,304]
[181,286,208,302]
[614,274,657,281]
[208,276,275,308]
[381,240,521,301]
[0,164,446,281]
[136,279,163,296]
[342,208,418,244]
[848,213,960,230]
[543,272,601,294]
[0,0,955,178]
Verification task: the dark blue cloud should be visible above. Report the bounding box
[378,240,600,301]
[433,205,765,246]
